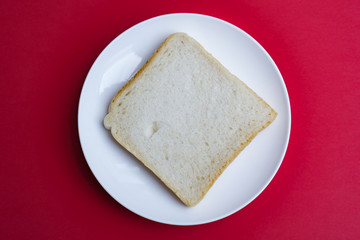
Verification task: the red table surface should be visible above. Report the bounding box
[1,0,359,239]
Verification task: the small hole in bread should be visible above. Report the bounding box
[125,90,131,96]
[145,121,160,138]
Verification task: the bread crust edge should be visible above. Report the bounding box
[103,32,278,207]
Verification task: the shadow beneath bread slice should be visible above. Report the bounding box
[103,125,185,207]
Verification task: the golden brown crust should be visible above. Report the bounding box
[189,110,277,206]
[110,128,195,206]
[107,33,180,114]
[105,33,201,206]
[175,34,278,206]
[105,33,278,207]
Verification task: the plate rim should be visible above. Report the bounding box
[78,12,291,225]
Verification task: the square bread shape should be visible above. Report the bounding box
[104,33,277,206]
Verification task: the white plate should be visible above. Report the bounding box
[78,13,291,225]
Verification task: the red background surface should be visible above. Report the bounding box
[1,0,359,239]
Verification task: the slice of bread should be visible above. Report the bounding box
[104,33,277,206]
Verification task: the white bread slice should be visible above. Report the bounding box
[104,33,277,206]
